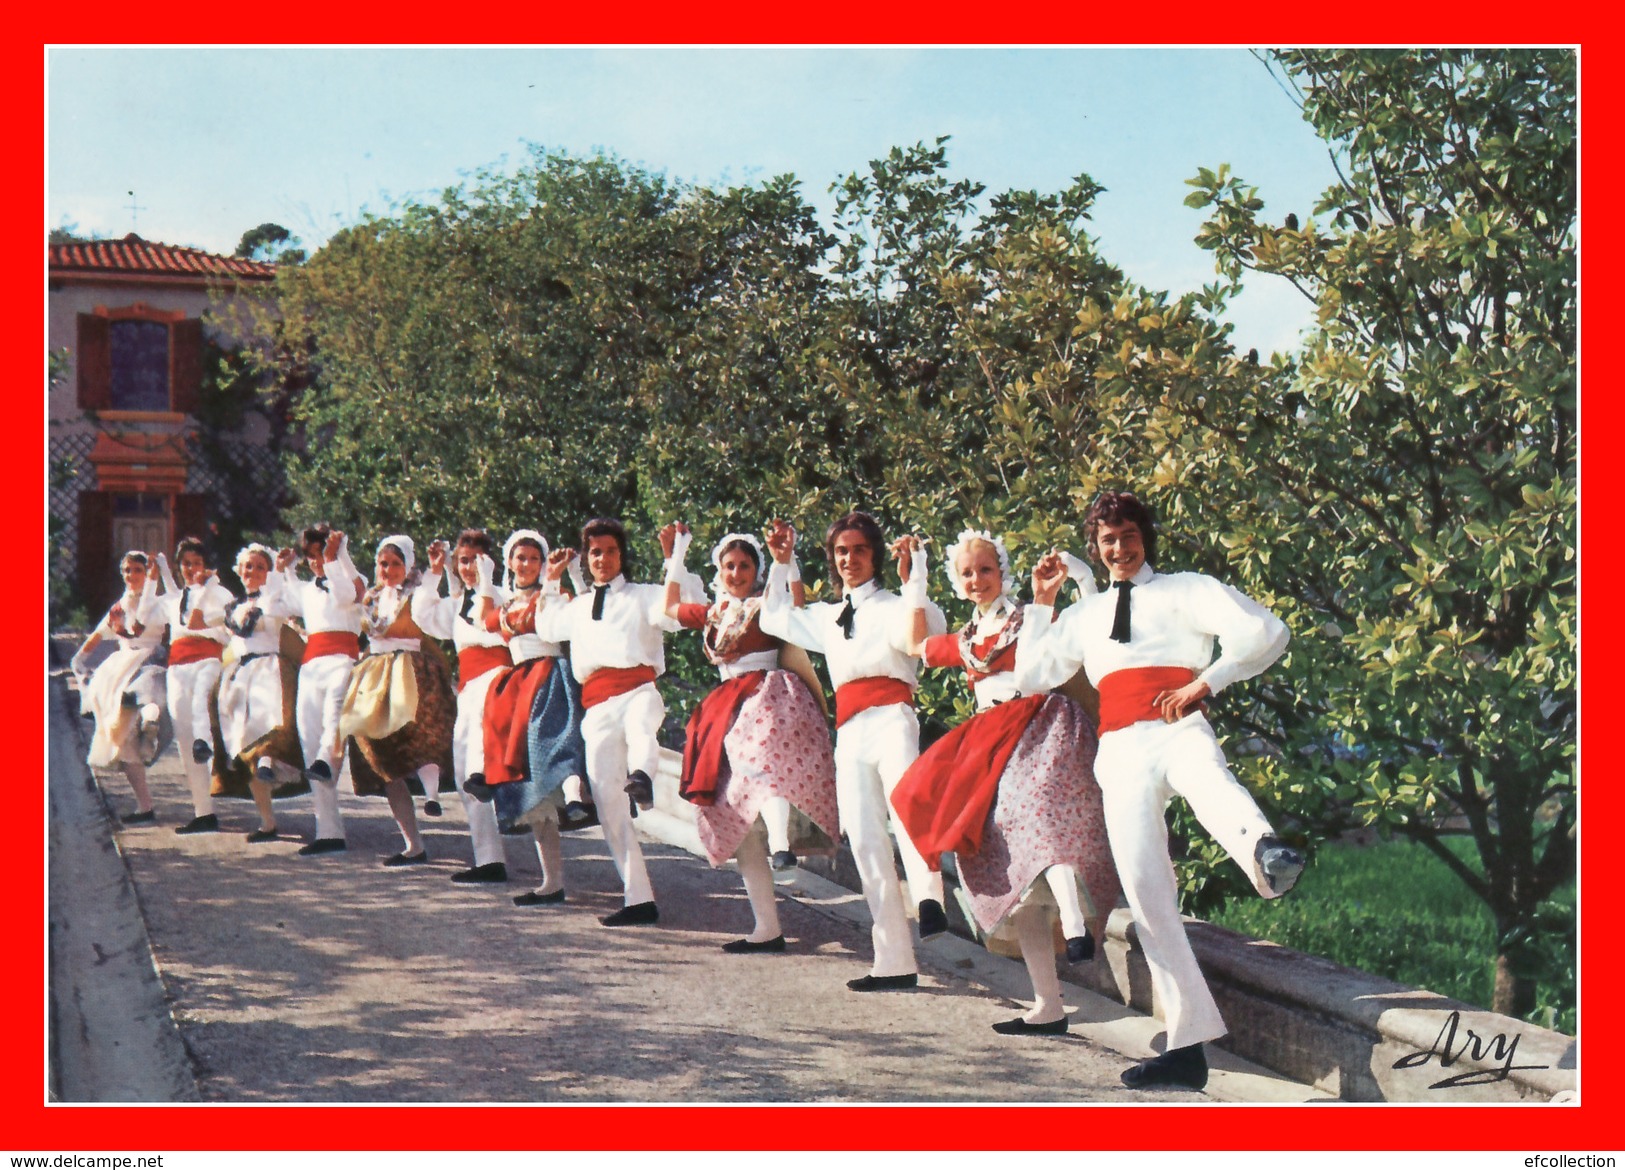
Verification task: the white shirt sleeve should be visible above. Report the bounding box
[134,574,162,627]
[535,589,575,644]
[887,595,945,655]
[257,574,297,620]
[196,580,235,626]
[1190,576,1289,694]
[1012,602,1081,695]
[411,572,455,639]
[759,560,826,654]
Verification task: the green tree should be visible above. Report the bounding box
[1173,48,1576,1020]
[235,222,307,266]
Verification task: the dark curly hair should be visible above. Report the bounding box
[301,523,332,552]
[455,528,495,557]
[1083,491,1157,568]
[823,511,886,589]
[173,535,209,565]
[580,517,628,561]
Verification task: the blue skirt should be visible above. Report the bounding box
[495,656,588,828]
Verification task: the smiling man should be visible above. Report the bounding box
[759,511,948,992]
[536,517,679,927]
[1016,490,1306,1090]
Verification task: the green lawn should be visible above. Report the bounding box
[1205,836,1576,1035]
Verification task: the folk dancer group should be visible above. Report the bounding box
[70,492,1305,1090]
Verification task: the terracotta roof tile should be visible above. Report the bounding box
[49,233,275,281]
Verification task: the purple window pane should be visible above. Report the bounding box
[109,319,171,411]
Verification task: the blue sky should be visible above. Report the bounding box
[47,46,1341,355]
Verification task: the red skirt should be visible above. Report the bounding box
[890,694,1047,871]
[482,656,554,786]
[679,671,767,806]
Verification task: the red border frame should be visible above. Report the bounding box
[25,16,1612,1153]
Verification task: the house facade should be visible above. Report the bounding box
[49,233,283,617]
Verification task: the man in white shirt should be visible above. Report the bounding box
[1016,490,1305,1090]
[537,518,677,926]
[150,538,235,835]
[759,512,948,991]
[278,524,367,856]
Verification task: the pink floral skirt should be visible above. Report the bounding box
[954,695,1120,933]
[694,669,839,866]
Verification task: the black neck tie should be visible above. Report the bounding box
[179,586,192,621]
[316,576,330,593]
[460,589,476,621]
[1109,580,1133,644]
[836,594,856,640]
[592,584,609,621]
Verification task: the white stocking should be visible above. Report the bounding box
[760,796,792,854]
[384,778,424,854]
[121,760,153,813]
[419,763,441,806]
[1015,904,1066,1025]
[736,831,782,943]
[530,817,564,895]
[1043,864,1091,940]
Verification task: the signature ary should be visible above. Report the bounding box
[1392,1010,1550,1089]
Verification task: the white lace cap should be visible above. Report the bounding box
[941,527,1016,600]
[502,529,550,587]
[234,542,276,572]
[710,531,766,596]
[377,534,416,574]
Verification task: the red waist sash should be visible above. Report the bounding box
[1097,666,1204,733]
[457,644,513,692]
[679,670,767,806]
[834,676,913,729]
[890,693,1047,871]
[581,664,658,709]
[169,636,224,667]
[483,656,554,785]
[302,631,361,663]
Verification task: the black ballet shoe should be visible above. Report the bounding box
[245,827,279,843]
[175,813,219,835]
[450,862,508,884]
[423,799,443,817]
[560,800,598,831]
[383,850,429,867]
[917,898,948,939]
[120,809,157,825]
[297,837,347,856]
[463,775,495,802]
[1066,934,1096,964]
[306,760,332,782]
[992,1015,1069,1036]
[599,901,659,926]
[499,820,529,835]
[770,850,798,871]
[624,769,654,810]
[1120,1044,1209,1091]
[846,973,918,992]
[513,889,567,906]
[255,764,277,783]
[191,738,213,763]
[722,936,786,954]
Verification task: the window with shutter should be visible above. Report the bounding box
[109,319,172,411]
